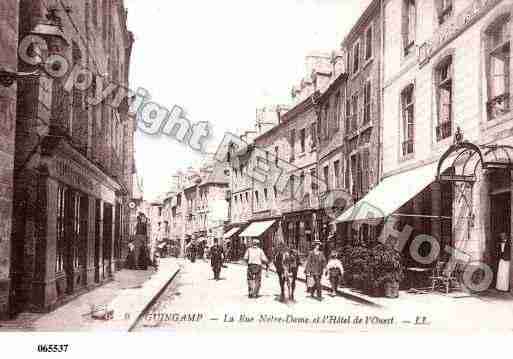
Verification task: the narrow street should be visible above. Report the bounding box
[132,258,513,333]
[133,258,377,332]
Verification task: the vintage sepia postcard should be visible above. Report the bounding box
[1,1,513,349]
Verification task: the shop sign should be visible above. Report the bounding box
[418,0,501,66]
[253,210,271,220]
[54,159,100,196]
[439,174,477,182]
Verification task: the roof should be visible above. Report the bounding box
[318,72,349,104]
[341,0,380,47]
[199,163,228,187]
[253,93,318,143]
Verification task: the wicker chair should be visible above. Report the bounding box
[430,261,459,294]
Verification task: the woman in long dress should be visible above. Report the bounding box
[496,233,511,292]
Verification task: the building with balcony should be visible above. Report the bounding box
[334,0,513,291]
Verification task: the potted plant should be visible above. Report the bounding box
[340,245,370,291]
[366,243,404,298]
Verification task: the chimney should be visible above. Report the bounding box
[331,49,346,78]
[255,106,287,135]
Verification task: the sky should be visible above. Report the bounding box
[125,0,372,201]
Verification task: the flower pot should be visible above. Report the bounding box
[384,281,399,298]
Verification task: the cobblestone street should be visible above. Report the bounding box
[134,258,513,333]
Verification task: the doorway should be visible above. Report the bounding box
[103,203,113,278]
[490,191,511,285]
[94,200,101,283]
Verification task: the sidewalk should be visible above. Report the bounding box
[231,260,513,308]
[0,258,181,332]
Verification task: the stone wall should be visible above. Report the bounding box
[0,0,18,318]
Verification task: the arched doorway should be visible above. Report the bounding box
[437,128,513,289]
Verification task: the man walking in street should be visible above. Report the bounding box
[305,240,327,300]
[210,238,225,280]
[243,239,269,298]
[273,242,300,302]
[188,240,197,263]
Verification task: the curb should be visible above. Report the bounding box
[127,265,181,332]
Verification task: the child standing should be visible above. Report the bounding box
[325,251,344,296]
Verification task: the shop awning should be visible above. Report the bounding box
[239,220,276,237]
[223,227,240,239]
[334,161,448,223]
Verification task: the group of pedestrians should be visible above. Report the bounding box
[241,239,344,302]
[186,235,345,302]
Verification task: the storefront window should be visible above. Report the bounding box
[56,185,66,273]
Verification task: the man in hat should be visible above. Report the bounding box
[243,239,268,298]
[210,238,225,280]
[135,212,148,236]
[305,240,327,300]
[188,239,197,263]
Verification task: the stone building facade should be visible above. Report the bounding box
[160,161,228,257]
[277,94,323,255]
[315,58,349,246]
[0,0,20,318]
[10,0,134,313]
[343,0,383,203]
[379,0,513,288]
